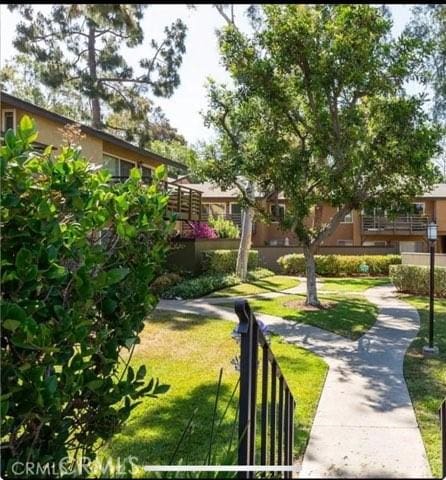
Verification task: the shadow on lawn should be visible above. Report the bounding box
[147,311,215,332]
[106,381,239,469]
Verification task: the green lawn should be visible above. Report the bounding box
[248,293,377,340]
[403,296,446,478]
[210,275,300,298]
[101,312,327,475]
[321,277,390,293]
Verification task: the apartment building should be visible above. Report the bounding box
[1,92,202,222]
[176,176,446,253]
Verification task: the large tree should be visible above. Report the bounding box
[214,4,441,305]
[200,81,260,281]
[9,4,187,130]
[406,5,446,121]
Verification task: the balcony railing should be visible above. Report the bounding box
[111,176,202,221]
[361,215,429,235]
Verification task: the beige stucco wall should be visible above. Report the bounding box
[401,252,446,267]
[3,106,103,164]
[1,103,166,172]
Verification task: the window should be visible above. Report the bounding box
[339,208,353,223]
[337,240,353,246]
[103,154,135,179]
[201,203,226,218]
[362,241,387,247]
[141,166,152,181]
[2,110,16,132]
[410,202,425,215]
[270,204,285,220]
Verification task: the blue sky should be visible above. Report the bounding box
[0,4,422,144]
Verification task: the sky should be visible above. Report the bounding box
[0,4,424,145]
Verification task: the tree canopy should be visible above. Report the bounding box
[211,4,441,305]
[8,4,187,136]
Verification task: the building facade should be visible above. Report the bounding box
[1,92,202,222]
[177,177,446,254]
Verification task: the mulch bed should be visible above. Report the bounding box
[283,299,337,312]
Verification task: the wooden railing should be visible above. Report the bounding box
[111,176,202,221]
[234,300,295,478]
[361,215,429,235]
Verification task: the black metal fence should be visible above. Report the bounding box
[441,398,446,480]
[234,300,295,478]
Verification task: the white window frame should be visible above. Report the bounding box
[2,109,16,132]
[411,202,425,215]
[337,239,353,246]
[103,152,137,177]
[339,208,353,223]
[270,203,286,222]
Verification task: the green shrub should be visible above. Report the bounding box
[208,215,240,239]
[278,253,401,276]
[151,272,182,294]
[202,249,259,274]
[390,264,446,297]
[161,268,275,299]
[0,117,172,474]
[161,273,239,299]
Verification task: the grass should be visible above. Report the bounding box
[321,276,390,293]
[403,295,446,478]
[101,312,327,474]
[248,293,377,340]
[210,275,300,298]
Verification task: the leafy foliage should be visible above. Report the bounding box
[209,4,441,305]
[406,5,446,121]
[278,254,401,276]
[208,216,240,239]
[160,268,273,299]
[184,221,218,239]
[202,249,259,274]
[9,4,187,136]
[390,264,446,296]
[0,116,173,474]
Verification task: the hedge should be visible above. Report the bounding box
[390,264,446,297]
[202,249,259,274]
[161,268,274,299]
[278,254,401,276]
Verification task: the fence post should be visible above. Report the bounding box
[235,300,257,479]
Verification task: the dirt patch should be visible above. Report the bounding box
[283,299,337,312]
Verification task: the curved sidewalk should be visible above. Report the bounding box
[156,284,431,478]
[300,285,431,478]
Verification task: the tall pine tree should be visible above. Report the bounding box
[9,4,187,130]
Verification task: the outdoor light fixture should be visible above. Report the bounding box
[427,222,438,241]
[424,221,439,356]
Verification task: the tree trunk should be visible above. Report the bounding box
[236,205,254,281]
[236,182,255,282]
[303,244,320,307]
[87,24,101,129]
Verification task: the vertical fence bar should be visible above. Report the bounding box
[284,387,290,479]
[260,344,269,466]
[270,362,277,466]
[249,317,258,468]
[278,376,284,468]
[235,301,252,475]
[441,399,446,480]
[289,399,295,475]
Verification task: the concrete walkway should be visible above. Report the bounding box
[156,284,431,478]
